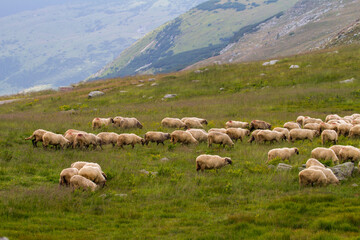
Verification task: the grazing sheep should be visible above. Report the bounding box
[303,118,323,126]
[256,130,286,143]
[304,123,321,132]
[42,132,70,149]
[267,147,299,162]
[97,132,119,147]
[25,129,50,147]
[308,166,339,185]
[225,120,249,129]
[59,168,79,187]
[144,131,171,145]
[289,129,318,142]
[284,122,301,130]
[71,161,90,170]
[273,127,290,140]
[311,147,339,164]
[349,125,360,138]
[338,146,360,163]
[249,120,272,131]
[299,169,327,186]
[305,158,325,168]
[196,154,232,172]
[183,118,204,129]
[83,162,102,171]
[337,123,352,136]
[208,131,234,148]
[186,129,208,143]
[117,133,145,148]
[161,117,186,129]
[74,133,103,150]
[225,128,250,142]
[70,175,98,192]
[208,128,227,134]
[321,129,338,145]
[92,117,114,129]
[115,117,143,129]
[64,130,87,147]
[248,130,261,143]
[320,122,338,133]
[181,117,208,125]
[79,166,107,187]
[329,145,345,158]
[325,114,341,123]
[296,116,309,127]
[170,130,198,145]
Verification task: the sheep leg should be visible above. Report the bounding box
[131,144,135,149]
[32,139,37,147]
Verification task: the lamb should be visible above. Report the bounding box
[249,120,272,131]
[79,166,107,187]
[283,122,301,130]
[97,132,119,147]
[304,123,321,132]
[116,117,143,129]
[273,127,290,140]
[225,128,250,142]
[144,131,171,145]
[70,175,98,192]
[208,128,227,134]
[308,166,339,185]
[161,117,186,129]
[73,133,103,150]
[186,129,208,143]
[25,129,50,147]
[321,130,338,145]
[305,158,325,168]
[183,118,204,129]
[208,131,234,148]
[256,130,286,143]
[299,169,327,186]
[338,146,360,163]
[59,168,79,187]
[170,130,198,145]
[196,154,232,172]
[181,117,208,125]
[349,125,360,138]
[289,129,318,142]
[337,123,352,136]
[311,147,339,164]
[225,120,249,129]
[92,117,114,129]
[42,132,70,149]
[117,133,145,148]
[267,147,299,162]
[248,130,261,143]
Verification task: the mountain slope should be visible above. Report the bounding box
[187,0,360,69]
[0,0,206,96]
[89,0,299,80]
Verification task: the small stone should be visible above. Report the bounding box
[139,169,150,175]
[160,157,169,162]
[352,183,358,187]
[99,194,107,198]
[340,78,355,84]
[136,84,144,87]
[151,83,158,86]
[120,90,127,93]
[0,237,9,240]
[289,65,300,69]
[330,162,354,181]
[276,163,292,171]
[219,88,225,91]
[88,91,104,98]
[163,94,177,99]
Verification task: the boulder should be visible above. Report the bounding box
[88,91,104,98]
[163,94,177,99]
[276,163,292,172]
[330,162,354,181]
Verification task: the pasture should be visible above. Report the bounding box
[1,45,360,239]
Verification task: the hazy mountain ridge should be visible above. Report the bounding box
[0,0,207,96]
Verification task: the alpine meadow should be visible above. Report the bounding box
[0,43,360,239]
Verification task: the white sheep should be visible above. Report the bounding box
[267,147,299,162]
[97,132,119,147]
[225,120,249,129]
[273,127,290,140]
[79,166,107,187]
[92,117,114,129]
[283,122,301,130]
[325,114,341,123]
[186,129,208,143]
[73,133,103,150]
[181,117,208,125]
[161,117,186,129]
[225,128,250,142]
[196,154,232,172]
[71,161,90,170]
[349,125,360,138]
[289,129,318,142]
[311,147,339,165]
[70,175,98,192]
[338,145,360,163]
[117,133,145,148]
[337,123,352,136]
[329,145,345,158]
[208,131,234,147]
[208,128,227,134]
[320,122,338,132]
[303,117,323,125]
[256,130,286,143]
[299,169,327,187]
[308,166,339,185]
[296,116,309,127]
[170,130,198,145]
[59,168,79,186]
[42,132,70,149]
[321,130,338,145]
[64,129,87,147]
[183,118,204,129]
[144,131,171,145]
[249,120,272,131]
[25,129,50,147]
[115,117,143,129]
[248,130,261,143]
[304,123,321,132]
[305,158,325,168]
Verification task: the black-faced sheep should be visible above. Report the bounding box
[183,118,204,129]
[308,166,339,185]
[248,130,261,143]
[267,147,299,162]
[170,130,198,145]
[273,127,290,140]
[196,154,232,172]
[329,145,345,158]
[144,131,171,145]
[73,133,102,150]
[208,131,234,148]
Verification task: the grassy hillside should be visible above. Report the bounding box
[89,0,298,80]
[1,44,360,239]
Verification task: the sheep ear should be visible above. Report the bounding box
[102,172,108,180]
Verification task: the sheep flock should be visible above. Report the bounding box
[25,114,360,191]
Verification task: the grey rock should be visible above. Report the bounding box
[219,88,225,91]
[148,78,156,82]
[0,237,9,240]
[163,94,177,99]
[88,91,104,98]
[289,65,300,69]
[151,83,158,86]
[276,163,293,171]
[139,169,150,175]
[330,162,354,181]
[352,183,358,187]
[160,157,170,162]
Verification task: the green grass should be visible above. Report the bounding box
[1,44,360,239]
